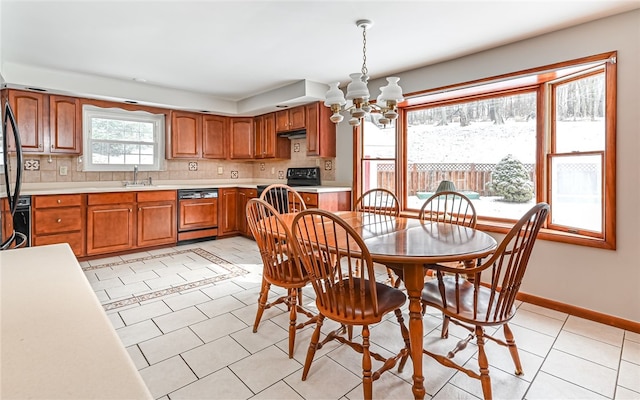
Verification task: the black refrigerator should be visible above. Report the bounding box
[1,99,25,250]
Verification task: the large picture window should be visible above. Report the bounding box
[83,105,165,172]
[359,52,616,249]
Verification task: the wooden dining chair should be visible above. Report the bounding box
[354,188,400,285]
[419,190,477,228]
[421,202,549,400]
[245,198,316,359]
[259,183,307,214]
[291,208,410,400]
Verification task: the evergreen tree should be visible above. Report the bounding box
[488,154,534,202]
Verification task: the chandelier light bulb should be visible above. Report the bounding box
[330,113,344,123]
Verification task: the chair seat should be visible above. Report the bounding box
[320,278,406,324]
[421,276,516,325]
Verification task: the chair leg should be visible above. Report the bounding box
[302,314,325,381]
[441,315,450,339]
[504,323,523,375]
[253,279,271,333]
[288,288,298,359]
[361,325,373,400]
[393,308,411,373]
[475,326,492,400]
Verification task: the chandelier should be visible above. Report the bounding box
[324,19,404,127]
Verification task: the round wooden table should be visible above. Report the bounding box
[281,211,497,399]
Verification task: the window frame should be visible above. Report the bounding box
[82,105,166,172]
[355,52,617,249]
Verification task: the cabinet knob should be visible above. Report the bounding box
[129,208,132,212]
[57,199,62,204]
[39,144,43,149]
[57,218,62,223]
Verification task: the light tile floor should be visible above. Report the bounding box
[81,236,640,400]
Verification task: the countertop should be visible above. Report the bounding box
[0,244,153,399]
[13,181,352,196]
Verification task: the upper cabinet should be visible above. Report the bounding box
[229,117,253,159]
[276,106,306,132]
[49,95,82,154]
[254,112,290,159]
[169,111,228,159]
[6,90,82,155]
[202,115,228,159]
[305,102,336,157]
[169,111,202,158]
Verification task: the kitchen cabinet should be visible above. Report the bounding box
[276,106,306,132]
[229,117,253,159]
[218,188,238,236]
[202,115,228,159]
[5,90,82,155]
[87,191,177,255]
[49,95,82,154]
[254,113,290,159]
[86,193,136,256]
[170,111,202,158]
[32,194,85,257]
[298,190,351,211]
[237,188,258,238]
[137,191,177,247]
[305,102,336,157]
[169,111,229,159]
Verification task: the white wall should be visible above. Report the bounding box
[336,9,640,322]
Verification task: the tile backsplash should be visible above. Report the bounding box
[17,139,336,184]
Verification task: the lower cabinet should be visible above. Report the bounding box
[86,191,177,256]
[238,188,258,238]
[137,191,177,247]
[299,191,352,211]
[32,194,85,257]
[86,193,136,256]
[218,188,238,237]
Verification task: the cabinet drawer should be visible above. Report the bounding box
[137,190,177,203]
[34,194,83,208]
[88,192,136,205]
[34,207,83,235]
[33,231,84,257]
[298,192,318,207]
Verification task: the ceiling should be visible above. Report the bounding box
[2,0,639,113]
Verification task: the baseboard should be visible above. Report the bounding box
[517,291,640,334]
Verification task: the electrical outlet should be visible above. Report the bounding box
[217,166,223,175]
[59,166,68,176]
[271,167,275,174]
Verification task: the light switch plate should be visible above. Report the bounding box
[59,166,68,175]
[217,166,223,175]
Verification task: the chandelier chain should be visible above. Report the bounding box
[361,25,368,77]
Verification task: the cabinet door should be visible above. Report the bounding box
[275,109,290,132]
[170,111,202,158]
[306,102,336,157]
[229,117,253,159]
[289,106,306,130]
[138,201,177,247]
[49,95,82,154]
[202,115,227,159]
[253,115,265,158]
[8,90,46,152]
[238,188,257,237]
[218,188,238,235]
[86,204,135,255]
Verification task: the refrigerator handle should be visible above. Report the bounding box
[3,100,23,216]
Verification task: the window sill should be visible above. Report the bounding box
[398,211,615,250]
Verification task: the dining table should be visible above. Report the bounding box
[279,210,498,400]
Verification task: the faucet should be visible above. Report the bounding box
[133,165,138,184]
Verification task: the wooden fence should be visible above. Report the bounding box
[375,163,535,196]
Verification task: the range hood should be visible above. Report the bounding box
[278,129,306,140]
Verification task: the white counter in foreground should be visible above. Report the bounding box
[0,244,152,399]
